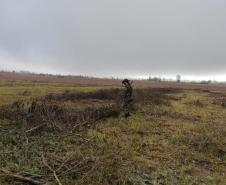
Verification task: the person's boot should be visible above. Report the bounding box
[124,112,130,118]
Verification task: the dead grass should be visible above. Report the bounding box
[0,80,109,105]
[0,84,226,185]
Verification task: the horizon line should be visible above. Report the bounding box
[1,69,226,83]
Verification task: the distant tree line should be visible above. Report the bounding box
[148,75,181,82]
[148,75,215,84]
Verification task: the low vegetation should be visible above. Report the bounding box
[0,81,226,185]
[0,80,108,105]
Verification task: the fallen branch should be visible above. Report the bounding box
[26,123,47,134]
[56,153,73,172]
[42,154,63,185]
[23,129,29,160]
[74,133,90,142]
[53,171,63,185]
[0,168,42,185]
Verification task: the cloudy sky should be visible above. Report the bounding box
[0,0,226,81]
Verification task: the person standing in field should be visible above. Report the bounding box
[122,79,133,117]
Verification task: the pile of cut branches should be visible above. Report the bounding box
[0,89,122,134]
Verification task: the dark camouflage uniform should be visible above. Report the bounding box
[122,80,133,117]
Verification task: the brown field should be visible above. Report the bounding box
[1,71,226,93]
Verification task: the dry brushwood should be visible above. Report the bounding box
[42,154,63,185]
[0,168,42,185]
[41,153,95,184]
[23,102,120,134]
[44,88,121,102]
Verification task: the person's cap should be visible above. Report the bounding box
[122,79,129,84]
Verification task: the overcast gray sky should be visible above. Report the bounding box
[0,0,226,80]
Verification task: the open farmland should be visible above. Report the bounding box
[2,71,226,92]
[0,76,226,185]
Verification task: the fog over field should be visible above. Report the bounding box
[0,0,226,80]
